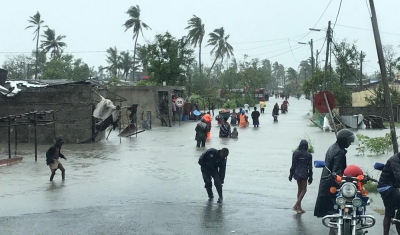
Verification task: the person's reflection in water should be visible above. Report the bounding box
[201,203,225,233]
[46,181,65,192]
[293,214,308,235]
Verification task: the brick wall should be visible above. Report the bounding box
[339,106,399,122]
[0,83,104,144]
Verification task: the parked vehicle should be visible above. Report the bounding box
[314,161,377,235]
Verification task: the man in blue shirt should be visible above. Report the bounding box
[377,153,400,235]
[198,148,229,203]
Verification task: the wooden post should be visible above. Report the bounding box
[323,21,331,90]
[52,111,56,139]
[119,103,122,144]
[369,0,399,154]
[324,92,338,136]
[34,113,37,161]
[8,116,11,159]
[14,120,17,157]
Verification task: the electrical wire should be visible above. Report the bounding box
[298,0,333,41]
[230,32,310,45]
[288,39,299,62]
[365,0,372,17]
[332,0,343,30]
[334,24,400,36]
[331,39,376,94]
[249,37,325,58]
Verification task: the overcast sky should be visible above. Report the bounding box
[1,0,400,75]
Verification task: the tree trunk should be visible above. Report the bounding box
[207,55,219,89]
[35,27,40,81]
[132,34,139,82]
[188,68,192,97]
[199,43,202,75]
[207,55,219,79]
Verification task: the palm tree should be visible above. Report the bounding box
[40,28,67,58]
[206,27,234,78]
[25,11,46,80]
[119,51,134,80]
[123,5,151,81]
[105,47,120,77]
[185,15,205,74]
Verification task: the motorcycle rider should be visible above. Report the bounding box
[314,129,356,218]
[198,148,229,203]
[377,152,400,235]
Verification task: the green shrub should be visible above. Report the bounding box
[293,134,315,153]
[356,133,393,156]
[223,99,237,109]
[364,181,378,193]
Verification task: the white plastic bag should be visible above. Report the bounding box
[323,116,332,132]
[93,97,116,120]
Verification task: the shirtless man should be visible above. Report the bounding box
[46,138,67,181]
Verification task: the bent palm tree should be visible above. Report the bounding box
[206,27,234,78]
[25,11,46,80]
[185,15,205,74]
[40,28,67,58]
[123,5,151,81]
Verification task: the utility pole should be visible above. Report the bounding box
[316,50,319,69]
[323,21,331,90]
[360,51,364,88]
[310,39,314,77]
[369,0,398,154]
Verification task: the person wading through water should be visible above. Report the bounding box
[289,139,313,214]
[198,148,229,203]
[46,138,67,181]
[195,118,208,147]
[219,117,231,138]
[251,107,260,127]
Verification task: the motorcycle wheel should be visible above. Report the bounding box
[343,220,351,235]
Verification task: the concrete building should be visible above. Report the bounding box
[0,81,105,144]
[112,86,186,127]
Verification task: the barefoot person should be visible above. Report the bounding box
[46,138,67,181]
[289,139,313,213]
[198,148,229,203]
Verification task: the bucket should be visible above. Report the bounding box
[182,115,188,121]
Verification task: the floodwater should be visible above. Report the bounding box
[0,97,397,234]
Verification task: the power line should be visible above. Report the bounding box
[298,0,333,41]
[234,39,301,52]
[230,32,309,45]
[335,24,400,36]
[331,39,376,94]
[332,0,343,30]
[250,37,325,58]
[288,39,299,62]
[365,0,372,17]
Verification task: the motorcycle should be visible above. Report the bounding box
[314,161,377,235]
[373,162,400,226]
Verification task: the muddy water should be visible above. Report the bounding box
[0,96,396,234]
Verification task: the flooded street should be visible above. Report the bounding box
[0,97,396,234]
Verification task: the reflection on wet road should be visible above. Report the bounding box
[0,97,396,234]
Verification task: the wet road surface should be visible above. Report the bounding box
[0,97,397,234]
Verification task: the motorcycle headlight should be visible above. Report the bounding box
[352,198,363,208]
[336,196,346,206]
[341,182,357,198]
